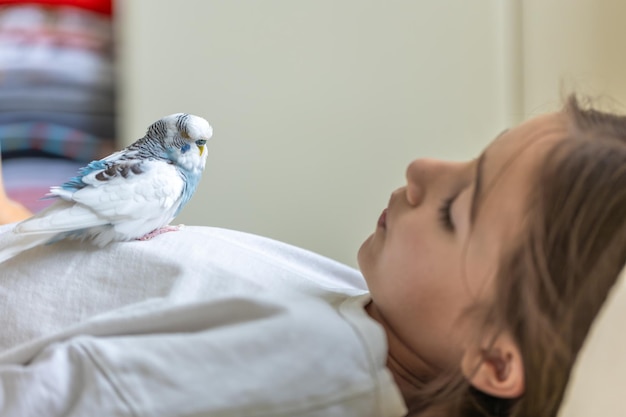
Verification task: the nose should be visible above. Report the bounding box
[404,158,453,206]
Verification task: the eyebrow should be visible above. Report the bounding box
[468,129,507,227]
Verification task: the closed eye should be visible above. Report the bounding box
[195,139,207,146]
[438,195,455,232]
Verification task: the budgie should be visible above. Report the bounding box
[0,112,213,264]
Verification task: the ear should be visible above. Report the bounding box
[461,331,525,399]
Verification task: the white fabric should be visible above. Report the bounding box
[0,225,407,417]
[558,263,626,417]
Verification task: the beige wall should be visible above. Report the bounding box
[116,0,626,266]
[522,0,626,115]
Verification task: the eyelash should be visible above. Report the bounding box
[438,195,455,232]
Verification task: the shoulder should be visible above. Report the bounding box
[178,226,368,292]
[0,226,366,349]
[0,225,367,294]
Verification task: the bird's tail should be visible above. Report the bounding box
[0,229,55,264]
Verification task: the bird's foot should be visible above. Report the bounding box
[137,224,184,241]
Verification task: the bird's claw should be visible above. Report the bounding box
[137,224,184,241]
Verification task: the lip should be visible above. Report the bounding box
[377,208,388,229]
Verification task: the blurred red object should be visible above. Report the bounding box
[0,0,112,15]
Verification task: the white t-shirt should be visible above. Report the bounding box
[0,225,408,417]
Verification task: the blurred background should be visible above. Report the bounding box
[0,0,115,221]
[2,0,626,267]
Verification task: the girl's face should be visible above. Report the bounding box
[358,112,568,373]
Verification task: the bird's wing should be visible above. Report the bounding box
[52,150,132,195]
[17,159,184,234]
[71,159,185,221]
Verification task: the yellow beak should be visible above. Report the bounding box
[199,145,205,156]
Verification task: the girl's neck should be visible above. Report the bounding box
[365,301,440,412]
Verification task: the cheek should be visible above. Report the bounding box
[367,225,473,308]
[362,227,438,300]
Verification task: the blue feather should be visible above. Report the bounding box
[60,160,109,192]
[174,167,203,216]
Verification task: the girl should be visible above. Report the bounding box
[373,96,625,415]
[0,96,623,417]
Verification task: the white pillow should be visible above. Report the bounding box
[558,263,626,417]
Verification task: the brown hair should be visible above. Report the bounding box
[482,96,626,416]
[414,96,626,417]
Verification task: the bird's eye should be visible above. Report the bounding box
[195,139,207,146]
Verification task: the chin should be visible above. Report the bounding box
[357,234,375,275]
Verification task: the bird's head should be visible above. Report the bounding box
[146,113,213,170]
